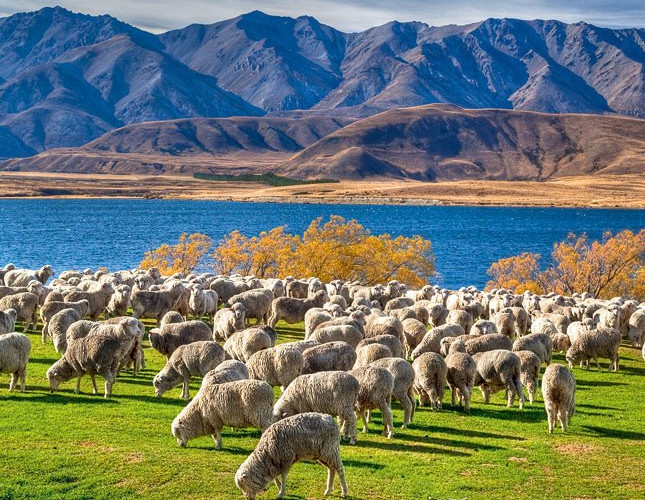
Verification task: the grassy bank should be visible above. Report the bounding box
[1,321,644,500]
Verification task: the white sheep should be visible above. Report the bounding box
[302,341,356,374]
[412,352,447,409]
[0,332,31,392]
[350,365,394,438]
[223,326,273,362]
[472,349,525,408]
[212,303,247,340]
[541,364,576,433]
[370,357,416,427]
[444,340,476,413]
[246,344,304,388]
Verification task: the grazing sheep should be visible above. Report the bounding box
[552,333,572,353]
[189,284,218,320]
[566,327,621,372]
[627,309,645,347]
[0,292,39,333]
[223,326,273,362]
[106,285,131,317]
[153,341,225,399]
[0,308,17,335]
[160,310,184,326]
[302,341,356,374]
[515,350,541,404]
[102,316,146,375]
[315,312,366,336]
[172,379,274,449]
[402,318,427,358]
[370,357,416,427]
[228,288,273,325]
[567,319,594,345]
[411,324,465,359]
[235,412,348,499]
[0,332,31,392]
[273,371,359,444]
[412,352,447,409]
[64,282,114,321]
[268,290,328,328]
[212,303,247,340]
[131,282,187,326]
[40,299,90,342]
[354,343,392,368]
[210,278,250,304]
[444,341,476,412]
[149,320,212,358]
[200,360,249,391]
[47,318,142,397]
[247,344,304,388]
[4,265,54,287]
[472,349,525,408]
[384,297,415,312]
[48,308,82,353]
[470,319,498,336]
[541,364,576,433]
[513,333,553,366]
[350,366,394,438]
[357,334,404,359]
[309,324,363,349]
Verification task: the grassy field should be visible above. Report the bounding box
[1,321,644,500]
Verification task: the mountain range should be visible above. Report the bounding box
[1,6,644,163]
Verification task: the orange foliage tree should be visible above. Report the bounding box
[213,216,436,287]
[486,230,645,299]
[140,233,213,275]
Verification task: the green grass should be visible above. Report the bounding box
[193,172,340,186]
[1,320,644,500]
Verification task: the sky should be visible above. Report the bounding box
[0,0,643,32]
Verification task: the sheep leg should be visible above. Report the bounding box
[9,373,17,392]
[382,403,394,439]
[276,467,289,498]
[342,408,357,444]
[463,386,471,414]
[212,429,222,450]
[104,372,115,398]
[42,324,48,343]
[407,387,415,423]
[545,402,556,433]
[182,380,190,401]
[324,467,335,496]
[557,407,568,432]
[358,409,368,433]
[75,376,82,394]
[450,386,457,406]
[91,375,98,395]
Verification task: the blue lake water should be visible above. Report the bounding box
[1,199,643,289]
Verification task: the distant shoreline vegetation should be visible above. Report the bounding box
[193,172,340,187]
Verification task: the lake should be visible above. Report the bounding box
[2,199,643,289]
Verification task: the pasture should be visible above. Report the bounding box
[1,321,644,500]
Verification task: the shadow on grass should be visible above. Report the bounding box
[577,403,625,411]
[352,438,470,456]
[343,459,386,470]
[423,425,526,441]
[117,393,186,405]
[3,391,121,404]
[581,425,645,440]
[392,431,505,451]
[576,379,628,388]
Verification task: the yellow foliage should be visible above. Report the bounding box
[140,233,213,275]
[485,252,545,294]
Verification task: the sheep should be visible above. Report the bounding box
[490,311,516,339]
[462,333,513,356]
[153,341,225,399]
[188,284,218,321]
[149,320,212,358]
[513,333,553,366]
[210,278,249,304]
[234,412,348,499]
[47,318,142,397]
[472,349,525,408]
[627,309,645,347]
[64,282,114,321]
[510,307,530,337]
[247,344,304,388]
[268,290,328,328]
[370,357,416,427]
[439,334,477,356]
[200,360,249,391]
[314,311,366,336]
[0,332,31,392]
[131,281,187,326]
[411,324,465,359]
[228,288,273,325]
[0,308,17,335]
[304,308,332,337]
[326,294,348,310]
[364,314,404,342]
[470,319,498,336]
[223,326,272,362]
[273,371,359,444]
[515,350,541,404]
[102,316,146,375]
[350,366,394,438]
[412,352,447,409]
[171,379,274,449]
[302,341,356,374]
[531,317,559,336]
[402,318,427,357]
[0,292,39,333]
[309,324,363,349]
[567,319,594,345]
[40,299,90,342]
[541,364,576,433]
[48,308,82,353]
[444,341,476,412]
[384,297,414,312]
[566,327,621,372]
[446,309,474,335]
[160,311,184,326]
[354,343,392,368]
[106,285,131,317]
[212,303,247,340]
[285,279,309,298]
[357,334,404,359]
[4,265,54,287]
[552,333,572,353]
[388,307,418,323]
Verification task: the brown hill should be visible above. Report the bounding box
[275,104,645,180]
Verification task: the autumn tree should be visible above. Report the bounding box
[140,233,213,275]
[486,229,645,299]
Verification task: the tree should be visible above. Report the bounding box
[140,233,213,275]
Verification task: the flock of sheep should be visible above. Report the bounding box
[0,263,643,498]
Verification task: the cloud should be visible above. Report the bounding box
[0,0,643,32]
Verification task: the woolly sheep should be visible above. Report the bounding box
[102,316,146,375]
[470,319,498,336]
[439,335,479,356]
[268,290,328,328]
[350,366,394,438]
[40,299,90,343]
[200,360,249,392]
[247,344,304,388]
[552,333,572,353]
[223,326,272,362]
[149,320,212,358]
[304,308,332,337]
[212,303,247,340]
[302,341,356,374]
[402,318,427,357]
[411,324,465,359]
[228,288,273,325]
[309,324,363,349]
[472,349,525,408]
[541,364,576,433]
[509,307,529,337]
[365,314,404,342]
[490,311,516,339]
[444,341,476,412]
[357,334,404,359]
[314,312,366,336]
[412,352,447,409]
[0,308,16,335]
[189,284,218,320]
[513,333,553,365]
[131,281,187,326]
[384,297,414,312]
[388,307,418,323]
[463,333,513,355]
[273,371,359,444]
[4,265,54,287]
[0,292,39,333]
[48,308,82,353]
[235,412,348,499]
[64,282,114,321]
[446,309,474,335]
[0,332,31,392]
[172,379,274,449]
[515,350,541,404]
[354,343,392,368]
[370,357,416,427]
[106,285,131,317]
[627,309,645,347]
[531,317,559,336]
[566,327,621,372]
[153,341,225,399]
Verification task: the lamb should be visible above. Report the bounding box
[541,364,576,433]
[402,318,427,357]
[273,371,359,444]
[350,366,394,438]
[515,350,541,404]
[370,357,416,427]
[268,290,328,328]
[4,265,54,287]
[212,303,247,340]
[189,284,218,321]
[200,360,249,391]
[566,327,621,372]
[0,292,39,333]
[64,282,114,321]
[309,324,363,349]
[302,341,357,374]
[512,333,553,366]
[47,318,142,397]
[48,308,82,353]
[0,332,31,392]
[235,412,348,499]
[106,285,131,317]
[40,299,90,342]
[444,341,476,412]
[357,334,404,359]
[153,341,225,399]
[472,349,525,408]
[247,344,304,388]
[149,320,212,358]
[411,324,465,359]
[131,281,187,326]
[0,308,17,335]
[354,343,392,368]
[470,319,498,336]
[171,379,274,449]
[223,326,272,362]
[412,352,447,409]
